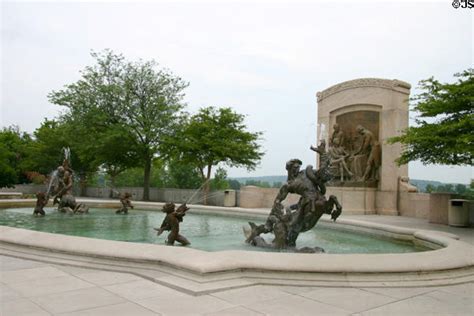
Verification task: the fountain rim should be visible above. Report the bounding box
[0,198,473,276]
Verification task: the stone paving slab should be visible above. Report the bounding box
[72,270,142,286]
[7,274,95,297]
[204,306,265,316]
[104,279,188,301]
[0,284,23,302]
[1,266,69,285]
[300,287,399,313]
[1,297,52,316]
[360,288,474,315]
[59,302,160,316]
[30,286,126,314]
[360,286,436,300]
[242,293,351,316]
[0,255,47,271]
[135,294,236,315]
[211,285,292,305]
[1,255,473,315]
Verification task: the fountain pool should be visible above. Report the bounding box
[0,207,429,254]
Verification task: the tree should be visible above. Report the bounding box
[425,184,435,193]
[168,106,264,203]
[210,167,230,190]
[0,126,33,187]
[389,69,474,165]
[162,158,203,189]
[24,119,100,195]
[49,50,188,200]
[228,179,241,190]
[455,183,467,195]
[23,120,68,175]
[89,125,141,196]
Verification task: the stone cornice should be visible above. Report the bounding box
[317,78,411,102]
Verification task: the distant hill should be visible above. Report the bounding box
[230,175,286,185]
[409,179,444,192]
[230,176,465,193]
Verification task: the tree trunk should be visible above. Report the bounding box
[203,164,212,205]
[109,174,116,198]
[143,157,151,201]
[79,174,87,197]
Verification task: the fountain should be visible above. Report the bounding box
[115,192,134,214]
[244,141,342,253]
[39,148,89,215]
[154,202,190,246]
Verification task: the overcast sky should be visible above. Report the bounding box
[1,0,472,184]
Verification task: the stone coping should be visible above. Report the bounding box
[0,198,473,276]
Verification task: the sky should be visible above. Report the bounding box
[1,0,473,184]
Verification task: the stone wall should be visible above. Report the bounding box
[428,192,457,225]
[2,184,470,224]
[84,187,227,206]
[0,184,228,206]
[399,192,430,219]
[326,186,376,215]
[0,184,46,195]
[238,186,299,208]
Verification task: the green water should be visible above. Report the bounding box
[0,207,429,253]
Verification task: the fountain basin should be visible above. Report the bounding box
[0,206,430,254]
[0,198,473,291]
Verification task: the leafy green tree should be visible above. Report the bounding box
[466,180,474,200]
[425,184,435,193]
[228,179,241,190]
[0,126,33,187]
[272,181,283,188]
[210,167,230,190]
[89,125,141,195]
[24,119,99,195]
[244,180,271,188]
[455,183,468,195]
[389,69,473,165]
[23,120,68,175]
[0,142,18,187]
[162,159,203,189]
[168,106,263,203]
[114,167,146,187]
[49,50,188,200]
[439,184,454,193]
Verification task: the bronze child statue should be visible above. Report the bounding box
[154,202,190,246]
[116,192,134,214]
[33,192,48,216]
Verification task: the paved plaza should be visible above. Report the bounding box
[1,215,473,316]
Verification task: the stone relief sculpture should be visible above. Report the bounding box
[328,124,353,181]
[155,202,191,246]
[326,123,381,184]
[244,142,342,253]
[355,125,381,181]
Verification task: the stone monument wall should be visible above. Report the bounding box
[317,78,411,215]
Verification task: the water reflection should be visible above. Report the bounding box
[0,208,429,254]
